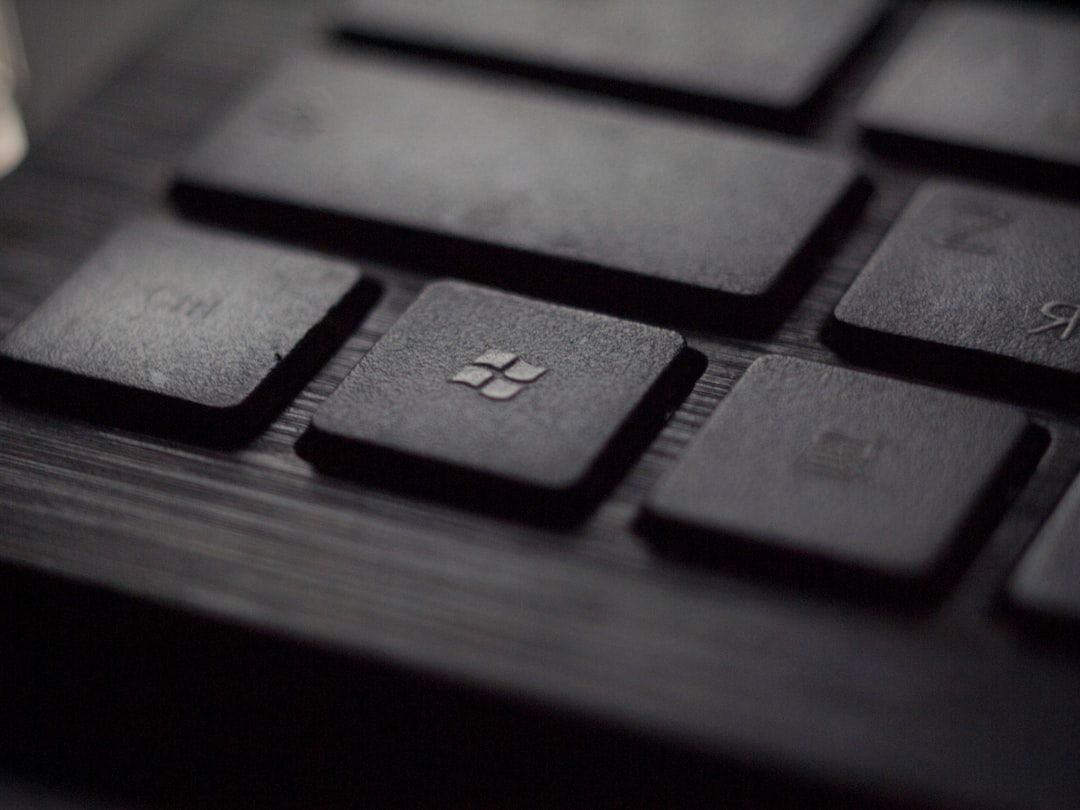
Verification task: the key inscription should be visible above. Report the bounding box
[143,286,222,322]
[449,349,548,402]
[928,205,1012,256]
[1029,302,1080,340]
[797,431,877,481]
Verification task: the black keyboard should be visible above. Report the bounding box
[2,2,1079,807]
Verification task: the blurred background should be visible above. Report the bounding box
[10,0,189,138]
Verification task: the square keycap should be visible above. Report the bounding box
[858,3,1080,177]
[1011,474,1080,626]
[641,356,1039,585]
[0,219,367,443]
[832,181,1080,390]
[305,281,694,517]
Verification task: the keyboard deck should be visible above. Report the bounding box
[1,2,1079,807]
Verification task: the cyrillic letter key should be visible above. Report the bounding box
[641,356,1042,591]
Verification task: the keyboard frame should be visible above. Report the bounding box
[2,2,1079,807]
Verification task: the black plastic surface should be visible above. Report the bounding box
[335,0,884,123]
[1011,473,1080,625]
[4,3,1080,809]
[305,281,697,521]
[831,181,1080,405]
[642,355,1041,590]
[174,52,861,315]
[0,218,369,443]
[859,3,1080,183]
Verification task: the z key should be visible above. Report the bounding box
[831,181,1080,406]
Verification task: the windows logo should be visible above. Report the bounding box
[449,349,548,401]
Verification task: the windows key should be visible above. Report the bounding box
[302,281,701,523]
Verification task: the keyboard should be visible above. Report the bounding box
[1,1,1079,807]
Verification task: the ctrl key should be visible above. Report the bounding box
[640,356,1045,596]
[0,219,372,444]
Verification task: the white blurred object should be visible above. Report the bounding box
[0,0,27,177]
